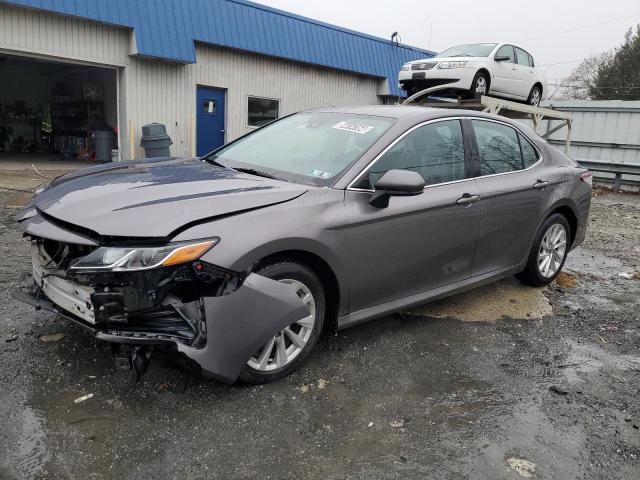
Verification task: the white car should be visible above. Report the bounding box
[399,43,547,106]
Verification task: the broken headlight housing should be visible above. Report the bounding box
[70,239,219,272]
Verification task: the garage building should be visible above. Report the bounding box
[0,0,432,165]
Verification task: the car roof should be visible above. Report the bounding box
[306,105,433,119]
[305,105,510,123]
[303,105,543,143]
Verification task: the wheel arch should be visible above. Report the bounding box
[515,198,581,275]
[547,204,578,248]
[533,81,544,96]
[476,68,492,89]
[255,249,342,332]
[530,200,578,250]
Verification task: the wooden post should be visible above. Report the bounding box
[190,116,196,157]
[565,120,572,155]
[129,120,135,160]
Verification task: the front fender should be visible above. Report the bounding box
[177,273,309,383]
[172,189,350,315]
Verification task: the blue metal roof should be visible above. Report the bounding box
[1,0,434,96]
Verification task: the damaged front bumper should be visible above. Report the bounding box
[14,242,309,383]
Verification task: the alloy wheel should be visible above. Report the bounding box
[537,224,567,278]
[475,77,487,94]
[246,279,316,372]
[530,88,541,106]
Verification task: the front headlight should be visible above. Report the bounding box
[70,239,219,272]
[437,61,467,69]
[401,63,411,71]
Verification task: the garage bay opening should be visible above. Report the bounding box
[0,54,118,170]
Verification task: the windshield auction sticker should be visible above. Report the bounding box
[310,170,332,179]
[332,121,374,134]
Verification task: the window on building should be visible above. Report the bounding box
[202,99,217,115]
[248,97,279,127]
[472,120,524,175]
[360,120,466,189]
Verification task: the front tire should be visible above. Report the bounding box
[517,214,571,287]
[469,72,489,99]
[238,260,325,384]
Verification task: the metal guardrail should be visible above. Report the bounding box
[576,159,640,191]
[549,139,640,151]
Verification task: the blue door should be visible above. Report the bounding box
[196,86,226,156]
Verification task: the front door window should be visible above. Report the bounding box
[356,119,466,189]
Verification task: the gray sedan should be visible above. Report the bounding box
[14,106,592,384]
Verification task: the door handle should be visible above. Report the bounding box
[456,194,481,206]
[533,180,550,190]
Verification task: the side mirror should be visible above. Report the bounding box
[369,169,425,208]
[494,55,510,62]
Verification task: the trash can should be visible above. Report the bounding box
[95,130,116,163]
[140,123,173,158]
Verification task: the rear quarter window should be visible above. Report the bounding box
[519,133,540,168]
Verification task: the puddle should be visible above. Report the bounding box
[407,277,552,322]
[14,405,50,478]
[462,403,585,479]
[561,340,640,384]
[565,247,628,278]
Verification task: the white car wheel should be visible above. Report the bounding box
[528,86,542,107]
[469,72,489,99]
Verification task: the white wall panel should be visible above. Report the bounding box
[122,44,384,159]
[0,4,129,66]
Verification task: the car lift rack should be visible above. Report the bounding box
[402,86,573,153]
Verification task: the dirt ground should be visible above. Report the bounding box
[0,184,639,480]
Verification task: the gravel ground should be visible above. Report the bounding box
[0,186,639,480]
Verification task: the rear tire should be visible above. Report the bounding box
[517,214,571,287]
[527,85,542,107]
[468,72,489,99]
[238,260,325,385]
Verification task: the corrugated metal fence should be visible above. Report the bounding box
[542,100,640,188]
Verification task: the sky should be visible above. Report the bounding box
[254,0,639,91]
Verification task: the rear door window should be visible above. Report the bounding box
[471,120,524,175]
[515,47,533,67]
[358,120,466,189]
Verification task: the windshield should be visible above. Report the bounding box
[436,43,497,58]
[209,112,395,186]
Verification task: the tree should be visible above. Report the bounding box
[592,26,640,100]
[560,52,612,99]
[561,25,640,100]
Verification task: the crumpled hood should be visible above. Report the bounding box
[27,157,307,240]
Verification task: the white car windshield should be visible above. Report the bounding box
[436,43,497,58]
[209,112,395,186]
